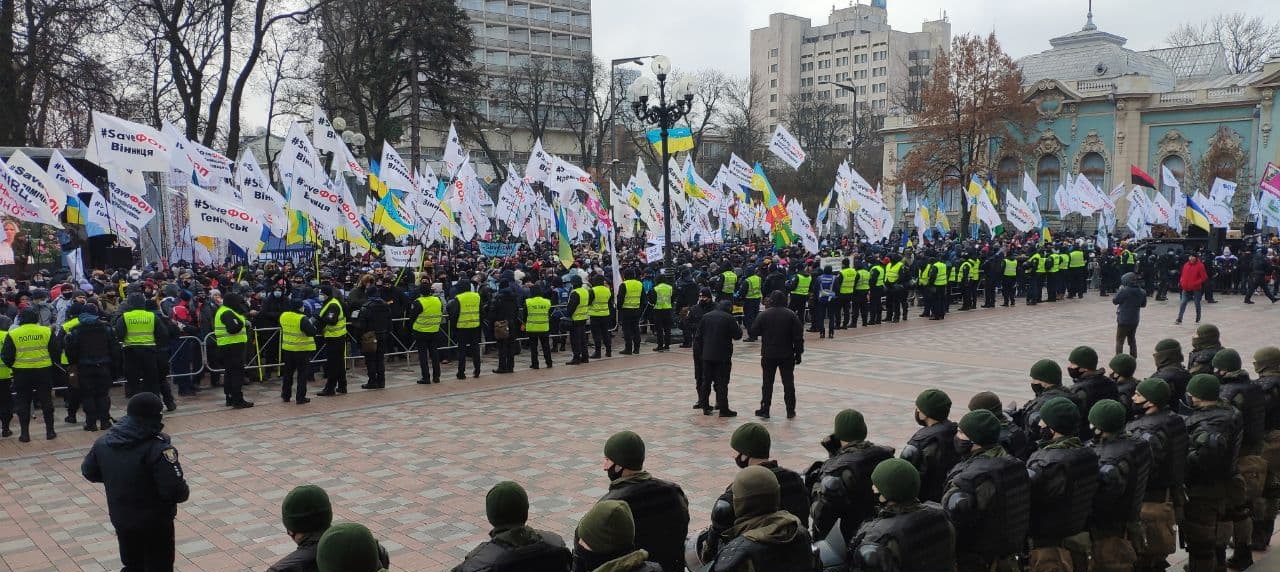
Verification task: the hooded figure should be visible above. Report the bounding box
[704,466,814,571]
[1112,272,1147,358]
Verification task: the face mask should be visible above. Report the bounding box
[1130,399,1149,418]
[1108,372,1119,383]
[606,464,624,481]
[734,454,750,469]
[954,437,974,458]
[273,291,283,298]
[1031,383,1045,396]
[914,411,927,427]
[61,292,71,299]
[572,547,611,572]
[1037,424,1056,442]
[1068,366,1083,380]
[318,294,328,302]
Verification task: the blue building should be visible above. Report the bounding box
[881,11,1280,231]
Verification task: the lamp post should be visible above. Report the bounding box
[628,55,694,268]
[820,80,859,162]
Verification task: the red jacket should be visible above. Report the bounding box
[1180,260,1208,292]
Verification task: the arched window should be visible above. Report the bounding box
[1160,155,1185,203]
[1036,155,1060,211]
[1081,152,1106,192]
[942,167,962,211]
[997,157,1020,194]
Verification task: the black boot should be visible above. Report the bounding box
[1227,545,1253,570]
[1251,520,1273,551]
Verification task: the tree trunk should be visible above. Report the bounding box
[0,0,22,146]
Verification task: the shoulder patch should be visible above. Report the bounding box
[162,447,179,464]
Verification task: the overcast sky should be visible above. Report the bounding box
[590,0,1276,78]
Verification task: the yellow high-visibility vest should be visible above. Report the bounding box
[572,287,591,321]
[524,297,551,333]
[885,262,903,284]
[744,275,762,299]
[10,324,52,369]
[0,331,11,378]
[455,291,481,329]
[321,298,346,338]
[590,285,611,317]
[855,269,871,291]
[59,317,80,365]
[621,280,643,309]
[412,296,443,333]
[122,309,156,348]
[214,306,248,346]
[279,311,316,353]
[721,271,737,294]
[839,268,857,294]
[653,283,673,310]
[932,261,949,286]
[792,274,811,295]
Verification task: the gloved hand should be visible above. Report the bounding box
[794,352,803,365]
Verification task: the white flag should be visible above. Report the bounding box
[311,105,344,157]
[236,150,287,237]
[331,175,368,243]
[5,150,66,225]
[727,154,754,191]
[47,149,99,203]
[378,142,416,193]
[1162,165,1182,194]
[288,168,340,233]
[89,111,172,172]
[1209,177,1237,207]
[1004,191,1038,232]
[1150,192,1174,225]
[441,122,468,179]
[767,124,806,170]
[278,121,323,193]
[85,190,112,237]
[0,158,58,226]
[524,139,553,184]
[188,186,263,252]
[107,168,156,231]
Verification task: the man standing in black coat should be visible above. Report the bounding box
[685,288,716,410]
[695,300,742,417]
[81,393,189,572]
[1112,272,1147,358]
[488,278,519,374]
[748,291,804,419]
[355,291,392,389]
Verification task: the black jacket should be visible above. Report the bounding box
[356,299,393,334]
[267,531,391,572]
[81,416,190,530]
[695,307,742,363]
[1112,281,1147,326]
[747,306,804,360]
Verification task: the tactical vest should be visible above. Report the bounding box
[839,268,857,294]
[744,275,762,299]
[1027,446,1099,541]
[412,296,443,333]
[815,444,895,539]
[1257,374,1280,430]
[600,477,688,572]
[1090,435,1152,530]
[943,454,1030,560]
[1186,403,1243,486]
[721,271,738,294]
[524,297,551,333]
[213,306,247,346]
[122,309,156,347]
[622,280,643,309]
[1018,386,1082,434]
[590,285,611,316]
[903,421,961,503]
[711,522,814,572]
[715,463,811,529]
[572,287,591,321]
[1126,410,1188,500]
[457,529,571,572]
[321,298,346,338]
[1221,378,1265,450]
[653,284,673,310]
[851,502,956,572]
[1188,346,1221,375]
[279,311,316,353]
[10,324,52,369]
[792,274,811,295]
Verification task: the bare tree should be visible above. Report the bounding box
[719,73,767,164]
[1167,12,1280,74]
[504,57,562,145]
[678,69,729,163]
[257,21,317,181]
[558,57,610,172]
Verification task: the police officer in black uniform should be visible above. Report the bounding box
[1013,359,1085,445]
[64,308,120,432]
[1066,346,1120,439]
[968,391,1033,461]
[900,388,959,503]
[597,430,690,572]
[81,393,190,571]
[452,481,571,572]
[849,458,956,572]
[1213,349,1264,570]
[1087,400,1153,571]
[701,466,815,572]
[1183,374,1243,572]
[943,409,1030,572]
[807,408,894,541]
[1125,378,1188,572]
[1187,324,1223,375]
[1252,346,1280,550]
[1025,397,1098,572]
[1150,338,1192,408]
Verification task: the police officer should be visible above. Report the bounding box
[849,459,956,571]
[1001,249,1019,307]
[884,253,906,322]
[701,466,815,572]
[214,292,254,408]
[1013,359,1084,441]
[739,266,763,341]
[521,286,553,369]
[597,431,690,572]
[957,254,976,311]
[1,309,60,441]
[1183,374,1243,572]
[868,257,886,325]
[785,262,812,326]
[943,409,1030,571]
[1213,348,1264,570]
[1108,354,1140,413]
[1125,378,1187,572]
[618,268,644,355]
[686,288,715,409]
[968,391,1033,461]
[81,393,189,571]
[1067,346,1120,438]
[573,501,665,572]
[851,259,871,328]
[1087,400,1153,571]
[589,274,614,359]
[695,301,741,417]
[650,274,674,352]
[316,285,348,396]
[901,388,959,503]
[452,481,571,572]
[0,316,13,437]
[715,263,739,304]
[808,409,895,541]
[747,291,803,420]
[279,299,319,404]
[567,275,593,365]
[1150,338,1192,407]
[448,279,483,379]
[114,293,170,404]
[1188,324,1223,375]
[408,281,444,383]
[927,255,949,320]
[355,289,392,388]
[837,259,857,328]
[64,308,119,432]
[1026,397,1097,572]
[1252,347,1280,549]
[813,266,839,339]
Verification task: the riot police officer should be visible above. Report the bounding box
[1150,338,1192,407]
[1213,349,1265,570]
[900,389,959,503]
[1013,359,1084,443]
[849,459,956,571]
[452,481,571,572]
[1025,397,1098,572]
[1125,378,1188,572]
[701,466,815,572]
[1187,324,1223,375]
[1183,374,1243,572]
[1066,346,1120,439]
[598,431,690,572]
[64,308,120,432]
[1251,346,1280,550]
[1087,400,1153,571]
[968,391,1032,461]
[807,409,894,541]
[943,409,1030,572]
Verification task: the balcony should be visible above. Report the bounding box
[1074,79,1115,93]
[1207,86,1245,99]
[1157,91,1196,104]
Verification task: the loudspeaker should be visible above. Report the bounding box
[106,247,133,269]
[84,236,134,269]
[1208,228,1227,255]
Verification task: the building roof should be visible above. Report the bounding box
[1141,44,1228,78]
[1017,13,1176,92]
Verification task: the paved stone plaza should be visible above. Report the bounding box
[0,294,1275,571]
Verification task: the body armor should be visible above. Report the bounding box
[601,477,689,572]
[1152,365,1192,408]
[942,454,1030,560]
[1026,445,1100,541]
[709,524,814,572]
[1126,410,1188,501]
[1070,373,1120,437]
[850,502,956,572]
[1185,403,1243,486]
[1258,374,1280,431]
[1016,387,1084,435]
[1090,435,1153,532]
[1188,346,1222,375]
[901,421,960,502]
[701,463,809,557]
[1220,374,1265,451]
[810,444,894,540]
[454,529,571,572]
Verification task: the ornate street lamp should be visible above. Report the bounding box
[628,55,694,268]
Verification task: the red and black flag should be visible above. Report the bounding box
[1131,165,1157,189]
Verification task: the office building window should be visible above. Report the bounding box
[770,78,778,88]
[769,94,777,102]
[770,63,778,73]
[769,48,779,58]
[997,157,1020,193]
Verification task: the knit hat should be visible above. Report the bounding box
[126,393,164,420]
[730,423,771,459]
[1069,346,1099,370]
[281,485,333,534]
[576,500,635,555]
[833,409,868,442]
[914,389,952,421]
[1136,378,1171,407]
[603,431,645,471]
[1192,324,1220,349]
[1187,374,1221,401]
[1039,397,1080,435]
[484,481,529,528]
[958,410,1002,447]
[316,523,382,572]
[1153,338,1183,367]
[968,391,1003,414]
[1109,354,1137,377]
[1030,359,1063,385]
[1254,347,1280,375]
[870,458,920,503]
[1212,348,1242,373]
[731,466,780,520]
[1088,400,1127,433]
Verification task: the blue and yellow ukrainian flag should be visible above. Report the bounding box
[683,161,707,199]
[64,195,85,225]
[367,172,415,238]
[556,205,574,269]
[285,209,314,245]
[647,127,694,154]
[1185,196,1212,232]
